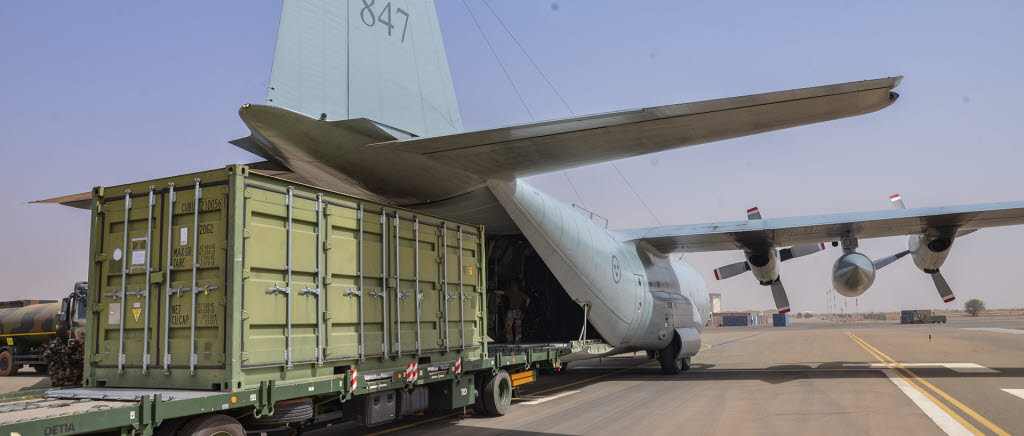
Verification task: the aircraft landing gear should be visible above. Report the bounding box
[659,336,691,374]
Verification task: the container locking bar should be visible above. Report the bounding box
[188,179,202,375]
[458,226,465,350]
[314,194,325,366]
[393,212,401,357]
[141,186,155,373]
[117,190,132,374]
[380,208,389,359]
[273,187,295,370]
[162,182,176,374]
[357,204,365,360]
[414,217,422,354]
[441,223,449,351]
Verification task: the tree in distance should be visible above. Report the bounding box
[964,299,986,317]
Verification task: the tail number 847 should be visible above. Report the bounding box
[360,0,411,43]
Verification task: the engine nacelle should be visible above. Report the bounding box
[746,249,779,285]
[909,235,953,273]
[832,252,876,297]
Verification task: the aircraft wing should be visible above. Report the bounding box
[615,201,1024,253]
[377,77,902,179]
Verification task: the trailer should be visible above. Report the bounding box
[0,165,563,435]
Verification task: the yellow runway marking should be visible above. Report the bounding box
[847,330,1010,436]
[700,343,713,351]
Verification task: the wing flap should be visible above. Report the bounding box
[617,201,1024,253]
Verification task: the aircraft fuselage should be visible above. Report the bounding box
[487,179,711,358]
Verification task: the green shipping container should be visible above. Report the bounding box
[85,165,486,391]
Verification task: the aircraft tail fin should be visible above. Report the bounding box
[267,0,462,137]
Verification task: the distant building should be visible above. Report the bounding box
[710,293,722,313]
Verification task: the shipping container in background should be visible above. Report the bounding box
[721,316,750,327]
[772,313,789,327]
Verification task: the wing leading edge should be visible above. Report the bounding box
[616,201,1024,253]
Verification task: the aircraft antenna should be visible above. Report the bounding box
[461,0,535,120]
[482,0,575,115]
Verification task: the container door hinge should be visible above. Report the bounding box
[242,229,251,239]
[241,310,250,321]
[323,241,332,251]
[244,189,253,199]
[242,270,250,280]
[94,253,108,263]
[240,352,249,362]
[323,311,332,321]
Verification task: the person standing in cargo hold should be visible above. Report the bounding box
[500,283,531,343]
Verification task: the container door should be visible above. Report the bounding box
[241,186,327,367]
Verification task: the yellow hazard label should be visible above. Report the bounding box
[5,338,11,346]
[468,266,473,276]
[132,308,142,323]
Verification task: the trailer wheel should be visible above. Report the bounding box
[482,370,513,416]
[0,351,18,376]
[175,414,244,436]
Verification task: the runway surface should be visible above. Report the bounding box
[3,316,1022,435]
[310,316,1024,436]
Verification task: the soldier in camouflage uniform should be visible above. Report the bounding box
[67,328,85,385]
[43,331,69,387]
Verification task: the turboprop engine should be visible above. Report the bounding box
[712,207,827,314]
[832,252,876,297]
[909,234,953,273]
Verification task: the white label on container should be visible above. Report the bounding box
[108,303,121,324]
[130,238,147,265]
[180,227,188,245]
[112,248,122,261]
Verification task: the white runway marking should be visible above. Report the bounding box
[962,327,1024,335]
[882,369,972,436]
[843,363,998,373]
[519,390,580,405]
[1003,389,1024,400]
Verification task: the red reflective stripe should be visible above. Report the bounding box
[820,243,825,250]
[714,269,721,280]
[890,194,900,199]
[778,308,791,314]
[944,296,956,303]
[747,207,759,213]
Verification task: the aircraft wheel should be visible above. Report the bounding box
[0,351,18,376]
[659,339,685,375]
[175,413,244,436]
[482,370,512,416]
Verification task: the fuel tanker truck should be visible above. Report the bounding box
[0,282,86,376]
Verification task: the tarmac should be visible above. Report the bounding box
[3,316,1022,435]
[314,315,1024,436]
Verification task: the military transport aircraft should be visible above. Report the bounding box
[42,1,1024,374]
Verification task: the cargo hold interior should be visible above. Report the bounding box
[485,235,600,346]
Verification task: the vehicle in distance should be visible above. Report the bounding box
[0,282,86,376]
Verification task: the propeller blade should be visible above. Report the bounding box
[770,278,791,314]
[780,242,827,262]
[746,207,763,220]
[872,250,910,270]
[890,193,906,209]
[931,271,956,303]
[713,261,751,280]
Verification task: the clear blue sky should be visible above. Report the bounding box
[2,1,1022,312]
